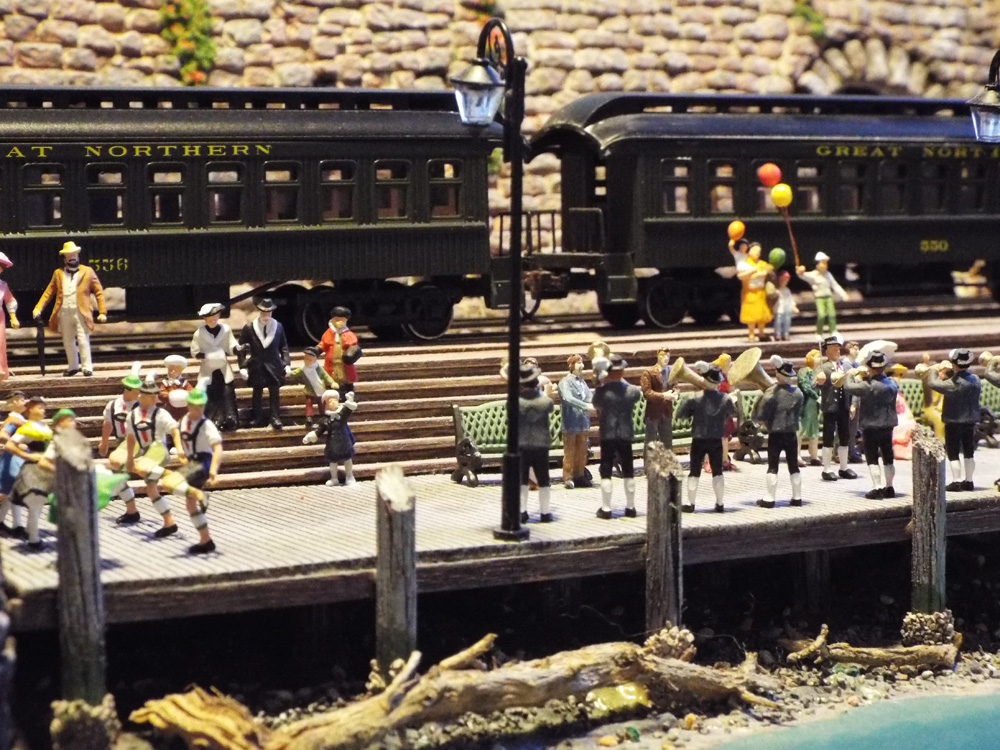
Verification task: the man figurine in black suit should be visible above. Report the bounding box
[238,298,290,430]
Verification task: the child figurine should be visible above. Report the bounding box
[796,251,848,337]
[675,365,737,513]
[755,356,804,508]
[191,303,240,432]
[159,389,220,555]
[0,391,28,538]
[99,363,142,464]
[518,362,555,523]
[797,349,822,467]
[3,398,56,549]
[843,350,899,499]
[287,346,336,429]
[0,253,20,382]
[592,354,642,519]
[303,390,358,486]
[159,354,193,421]
[772,271,797,341]
[319,306,362,397]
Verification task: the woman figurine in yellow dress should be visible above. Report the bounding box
[737,243,773,342]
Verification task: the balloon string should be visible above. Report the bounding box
[780,206,800,268]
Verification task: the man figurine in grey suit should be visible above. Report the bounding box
[592,354,642,519]
[640,346,677,458]
[237,298,291,430]
[844,350,899,499]
[755,356,804,508]
[519,361,555,523]
[926,348,981,491]
[675,364,738,513]
[557,354,595,489]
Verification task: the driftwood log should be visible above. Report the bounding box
[130,629,779,750]
[781,624,961,670]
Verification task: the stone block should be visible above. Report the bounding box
[245,43,272,65]
[525,65,567,95]
[95,1,124,30]
[273,46,306,64]
[14,0,47,18]
[118,30,142,56]
[213,45,244,71]
[124,8,160,32]
[716,4,753,24]
[598,15,629,33]
[753,74,793,94]
[63,46,96,69]
[594,72,624,91]
[532,47,573,68]
[206,69,240,86]
[387,69,415,88]
[276,61,313,85]
[0,0,12,13]
[622,69,648,91]
[670,71,704,91]
[629,51,660,70]
[51,0,95,22]
[708,26,734,42]
[412,74,445,90]
[286,22,313,46]
[0,40,13,64]
[864,37,889,82]
[360,71,382,87]
[926,36,959,62]
[310,35,341,59]
[16,41,63,67]
[341,27,371,45]
[512,9,557,30]
[207,0,239,17]
[533,30,577,49]
[644,36,669,54]
[224,18,263,46]
[704,69,737,89]
[397,29,428,51]
[678,22,708,41]
[243,65,277,86]
[677,5,713,24]
[243,0,273,19]
[123,55,155,73]
[368,51,394,73]
[363,4,427,31]
[647,69,670,91]
[78,23,115,53]
[564,68,594,92]
[331,52,366,84]
[555,13,598,31]
[140,34,170,55]
[661,51,690,75]
[4,15,39,41]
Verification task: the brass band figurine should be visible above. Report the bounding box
[754,356,804,508]
[843,350,899,499]
[592,354,642,519]
[815,335,858,482]
[517,362,555,522]
[924,348,981,491]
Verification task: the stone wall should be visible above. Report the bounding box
[0,0,997,208]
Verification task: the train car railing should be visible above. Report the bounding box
[493,209,562,257]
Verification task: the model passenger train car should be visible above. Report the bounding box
[0,87,995,339]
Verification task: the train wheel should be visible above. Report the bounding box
[403,283,454,341]
[299,289,332,343]
[598,301,640,328]
[271,284,309,346]
[369,281,407,341]
[642,278,686,329]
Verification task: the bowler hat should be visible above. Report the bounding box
[607,354,628,372]
[255,298,277,312]
[304,346,321,357]
[949,348,973,368]
[519,362,542,384]
[769,355,796,378]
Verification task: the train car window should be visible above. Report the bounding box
[375,159,409,220]
[958,162,988,213]
[148,164,185,224]
[86,164,125,226]
[320,161,355,222]
[22,163,64,228]
[708,162,735,214]
[429,159,462,219]
[795,164,823,213]
[837,162,866,215]
[264,161,299,223]
[207,163,243,223]
[660,160,690,214]
[877,162,908,215]
[920,162,949,214]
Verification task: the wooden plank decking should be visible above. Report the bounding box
[5,449,1000,631]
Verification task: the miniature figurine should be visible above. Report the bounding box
[159,389,219,555]
[319,306,361,397]
[924,349,981,491]
[918,352,946,441]
[238,298,291,430]
[287,346,337,429]
[714,353,738,471]
[303,390,358,486]
[772,271,797,342]
[843,351,899,499]
[517,362,555,522]
[755,356,804,508]
[737,242,772,342]
[557,354,595,490]
[797,349,822,466]
[587,341,611,384]
[0,391,28,538]
[843,340,864,464]
[640,346,677,458]
[114,375,182,536]
[675,365,737,513]
[98,364,142,488]
[728,237,750,269]
[887,363,917,461]
[592,354,643,519]
[190,303,240,432]
[159,354,193,422]
[501,356,555,398]
[814,335,858,482]
[0,253,20,382]
[3,397,56,549]
[32,240,107,377]
[795,251,848,337]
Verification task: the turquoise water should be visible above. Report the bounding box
[717,691,1000,750]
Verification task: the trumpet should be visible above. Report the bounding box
[831,365,868,388]
[915,360,951,382]
[667,357,710,390]
[980,350,999,371]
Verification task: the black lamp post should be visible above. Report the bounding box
[968,49,1000,142]
[451,18,529,541]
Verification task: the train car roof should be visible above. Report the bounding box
[0,85,504,142]
[531,92,977,155]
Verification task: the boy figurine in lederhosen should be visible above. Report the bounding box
[755,356,804,509]
[303,389,358,486]
[518,361,555,523]
[675,364,738,513]
[159,389,219,555]
[191,303,240,432]
[815,334,858,482]
[843,350,899,499]
[287,346,336,429]
[114,374,182,537]
[0,391,29,539]
[926,348,981,491]
[592,354,642,519]
[99,363,141,505]
[319,306,362,398]
[2,396,52,549]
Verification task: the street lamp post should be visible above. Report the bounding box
[452,18,530,541]
[968,49,1000,142]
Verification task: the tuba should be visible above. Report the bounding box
[667,357,709,390]
[857,340,897,367]
[727,347,775,391]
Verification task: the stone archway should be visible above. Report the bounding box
[796,38,947,98]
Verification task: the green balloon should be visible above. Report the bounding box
[769,248,787,268]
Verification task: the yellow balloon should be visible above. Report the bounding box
[771,183,793,208]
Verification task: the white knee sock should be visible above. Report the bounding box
[965,457,975,485]
[837,446,848,470]
[884,464,895,488]
[170,481,190,497]
[189,510,208,531]
[326,462,339,486]
[712,475,725,506]
[624,478,636,509]
[951,460,963,481]
[686,476,699,506]
[822,447,832,471]
[151,495,172,518]
[519,485,528,513]
[600,478,613,512]
[539,486,551,515]
[766,472,778,503]
[791,472,802,500]
[24,495,46,543]
[11,504,22,527]
[869,464,883,489]
[344,459,355,485]
[0,496,10,527]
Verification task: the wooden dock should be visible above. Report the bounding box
[5,449,1000,631]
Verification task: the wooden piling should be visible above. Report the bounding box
[645,442,683,631]
[801,550,831,614]
[54,428,107,704]
[910,426,948,613]
[375,465,417,674]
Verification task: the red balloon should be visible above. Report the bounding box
[757,163,782,188]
